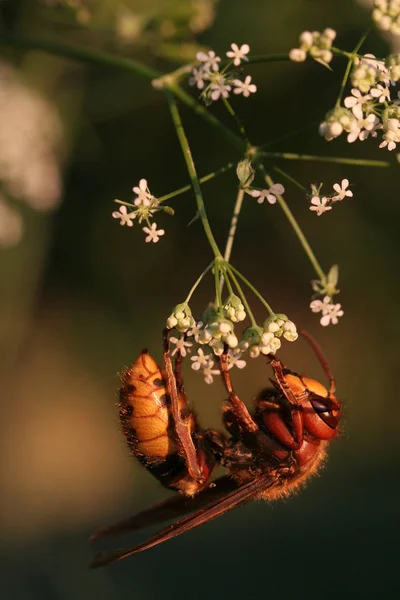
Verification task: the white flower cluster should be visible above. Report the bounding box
[289,29,336,66]
[166,303,195,333]
[372,0,400,35]
[309,179,353,216]
[319,54,400,151]
[189,43,257,102]
[112,179,167,243]
[310,296,344,326]
[166,302,298,384]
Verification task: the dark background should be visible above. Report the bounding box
[0,1,399,598]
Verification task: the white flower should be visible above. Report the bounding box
[210,339,224,356]
[112,205,136,226]
[142,222,165,243]
[133,179,153,206]
[379,118,400,150]
[310,296,331,314]
[351,64,378,93]
[226,43,250,66]
[289,48,307,62]
[196,50,221,71]
[282,321,298,342]
[361,53,386,72]
[251,183,285,204]
[209,76,231,101]
[372,1,400,35]
[190,348,212,370]
[370,83,391,103]
[332,179,353,202]
[260,336,281,355]
[202,362,221,384]
[189,68,209,90]
[346,114,381,142]
[169,336,193,357]
[187,321,204,342]
[232,75,257,97]
[320,303,344,326]
[227,350,246,370]
[343,88,371,120]
[309,196,332,216]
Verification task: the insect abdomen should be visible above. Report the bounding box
[119,351,178,460]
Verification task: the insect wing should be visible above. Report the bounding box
[90,475,238,542]
[90,474,275,568]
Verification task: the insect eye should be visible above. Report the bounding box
[310,395,338,429]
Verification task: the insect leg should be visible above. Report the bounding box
[163,329,205,484]
[219,350,259,433]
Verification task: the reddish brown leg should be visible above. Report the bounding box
[268,356,303,447]
[163,330,205,483]
[219,351,259,434]
[268,356,302,406]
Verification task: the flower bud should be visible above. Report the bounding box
[236,159,255,188]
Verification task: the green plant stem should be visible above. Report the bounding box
[222,97,249,145]
[165,91,222,259]
[261,151,393,168]
[214,265,224,317]
[220,187,246,294]
[261,168,325,282]
[0,34,161,79]
[245,53,291,64]
[271,166,308,193]
[223,187,245,264]
[0,34,245,153]
[226,262,273,316]
[223,268,235,296]
[185,261,214,303]
[335,28,371,107]
[158,161,235,203]
[224,266,257,328]
[259,119,322,150]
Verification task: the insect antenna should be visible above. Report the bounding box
[298,329,336,394]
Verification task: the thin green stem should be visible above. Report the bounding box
[226,262,273,316]
[165,91,222,259]
[223,268,235,296]
[0,34,245,153]
[259,119,322,150]
[220,187,246,295]
[260,168,325,281]
[223,187,245,264]
[158,162,235,203]
[224,266,257,328]
[271,166,308,193]
[166,81,245,152]
[185,261,214,303]
[222,97,249,145]
[261,151,393,168]
[244,53,291,65]
[335,28,371,107]
[0,34,161,79]
[114,200,135,208]
[214,265,224,317]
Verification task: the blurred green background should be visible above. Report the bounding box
[0,1,399,598]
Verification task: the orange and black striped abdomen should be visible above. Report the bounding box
[119,350,196,489]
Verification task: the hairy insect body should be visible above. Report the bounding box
[91,332,341,567]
